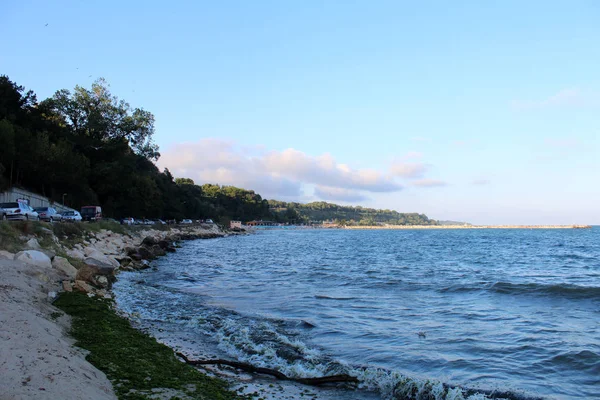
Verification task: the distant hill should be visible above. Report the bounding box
[268,200,437,226]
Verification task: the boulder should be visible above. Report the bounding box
[66,249,86,260]
[73,280,93,293]
[142,236,157,247]
[83,248,120,268]
[40,249,56,260]
[150,244,166,257]
[52,256,78,279]
[83,257,118,275]
[96,276,109,288]
[157,240,171,249]
[14,250,52,269]
[115,256,132,267]
[136,247,154,260]
[26,238,41,250]
[0,250,15,260]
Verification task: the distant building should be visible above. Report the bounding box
[230,220,242,229]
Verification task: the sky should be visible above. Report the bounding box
[2,1,599,224]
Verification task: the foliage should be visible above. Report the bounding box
[0,75,435,225]
[268,200,437,225]
[54,292,244,400]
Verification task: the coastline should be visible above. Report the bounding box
[1,222,366,400]
[344,224,591,229]
[0,222,249,400]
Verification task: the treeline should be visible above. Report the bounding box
[0,75,436,226]
[0,76,270,222]
[268,201,437,226]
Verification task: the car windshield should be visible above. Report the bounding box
[81,208,97,215]
[1,202,20,208]
[63,211,74,216]
[35,207,49,212]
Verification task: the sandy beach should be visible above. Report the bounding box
[0,255,116,400]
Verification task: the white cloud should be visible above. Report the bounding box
[472,179,490,185]
[158,139,403,200]
[411,179,447,188]
[512,88,597,110]
[314,186,369,202]
[389,162,429,179]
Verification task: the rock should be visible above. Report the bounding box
[62,280,73,292]
[115,256,132,267]
[66,249,85,260]
[130,253,143,261]
[83,258,118,276]
[40,249,56,261]
[96,276,109,288]
[150,244,166,257]
[52,256,78,279]
[83,249,120,268]
[26,238,41,250]
[157,240,171,249]
[73,280,93,293]
[0,250,15,260]
[136,247,154,260]
[125,246,138,256]
[14,250,52,269]
[142,236,157,247]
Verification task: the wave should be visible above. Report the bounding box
[315,294,357,300]
[439,282,600,299]
[490,282,600,299]
[209,310,538,400]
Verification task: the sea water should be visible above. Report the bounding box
[113,228,600,399]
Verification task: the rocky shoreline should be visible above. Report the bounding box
[0,222,244,399]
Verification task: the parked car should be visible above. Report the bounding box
[81,206,102,222]
[181,219,193,224]
[61,210,82,222]
[34,207,62,222]
[121,217,134,225]
[1,201,39,221]
[205,219,214,224]
[143,219,155,225]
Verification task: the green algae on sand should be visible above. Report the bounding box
[54,292,246,400]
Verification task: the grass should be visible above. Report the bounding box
[54,292,246,400]
[0,221,23,252]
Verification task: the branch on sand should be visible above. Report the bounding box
[176,352,359,386]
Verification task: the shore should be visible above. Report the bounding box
[0,222,245,399]
[0,222,369,400]
[344,224,592,229]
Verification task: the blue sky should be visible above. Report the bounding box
[3,1,599,224]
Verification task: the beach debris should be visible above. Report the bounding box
[176,352,359,386]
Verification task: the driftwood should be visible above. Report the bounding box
[176,352,359,386]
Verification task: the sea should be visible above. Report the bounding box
[113,228,600,400]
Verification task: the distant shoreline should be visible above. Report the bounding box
[344,224,592,230]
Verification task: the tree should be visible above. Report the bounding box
[42,78,159,161]
[175,178,195,185]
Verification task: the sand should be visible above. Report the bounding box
[0,258,116,400]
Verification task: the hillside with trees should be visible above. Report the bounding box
[0,75,436,226]
[268,201,436,225]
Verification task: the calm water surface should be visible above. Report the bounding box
[114,228,600,399]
